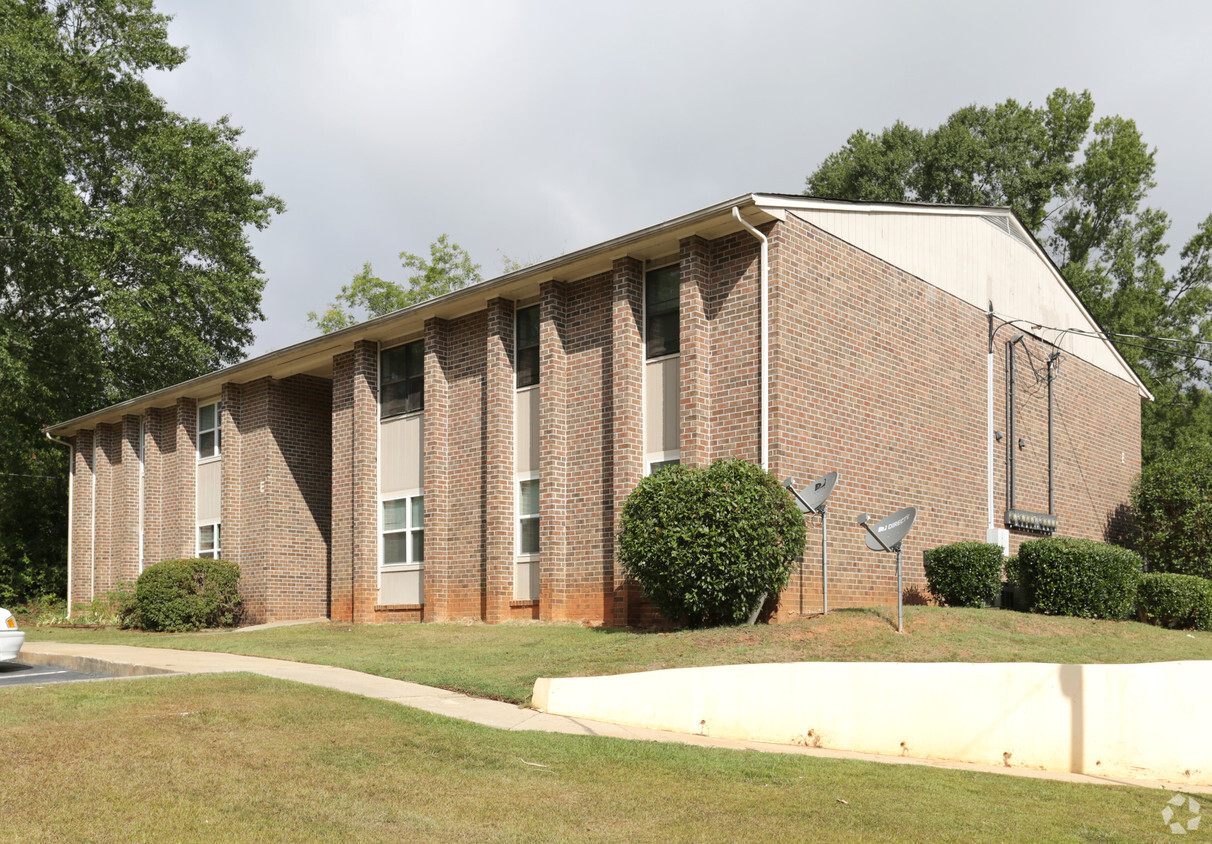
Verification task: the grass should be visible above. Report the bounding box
[1,672,1181,842]
[24,606,1212,704]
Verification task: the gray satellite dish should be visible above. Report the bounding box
[863,506,917,552]
[783,471,838,515]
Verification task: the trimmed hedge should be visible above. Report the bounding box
[1017,538,1142,620]
[1132,448,1212,579]
[1136,573,1212,632]
[922,542,1004,607]
[128,558,243,632]
[618,459,806,629]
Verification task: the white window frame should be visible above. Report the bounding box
[197,399,222,462]
[646,451,681,475]
[516,473,540,559]
[197,522,221,559]
[379,490,424,573]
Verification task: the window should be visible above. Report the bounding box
[381,340,424,418]
[198,401,221,459]
[382,494,424,566]
[515,305,539,388]
[649,457,681,474]
[645,264,680,359]
[517,478,539,556]
[198,523,221,559]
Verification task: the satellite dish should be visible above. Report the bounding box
[863,506,917,551]
[800,471,838,513]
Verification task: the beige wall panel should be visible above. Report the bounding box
[514,560,539,601]
[515,387,540,474]
[380,569,423,605]
[644,355,680,455]
[790,209,1137,389]
[380,413,424,495]
[196,459,221,523]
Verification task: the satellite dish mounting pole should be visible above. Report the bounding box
[857,507,915,635]
[893,541,904,634]
[820,504,829,615]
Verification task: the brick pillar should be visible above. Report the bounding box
[611,256,644,626]
[485,298,515,622]
[69,430,95,610]
[93,423,116,594]
[331,341,379,624]
[679,236,712,467]
[142,407,169,567]
[174,398,197,558]
[220,383,243,569]
[108,415,142,586]
[423,318,452,621]
[539,281,568,621]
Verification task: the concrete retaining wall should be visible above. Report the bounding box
[533,661,1211,786]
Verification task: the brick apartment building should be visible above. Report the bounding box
[47,194,1148,625]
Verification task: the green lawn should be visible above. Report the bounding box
[25,605,1212,704]
[1,673,1180,843]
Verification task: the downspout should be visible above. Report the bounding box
[43,428,74,618]
[986,305,994,533]
[732,207,769,471]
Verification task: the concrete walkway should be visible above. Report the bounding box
[17,641,1210,796]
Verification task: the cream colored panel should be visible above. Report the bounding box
[514,560,539,601]
[380,413,424,495]
[515,388,540,474]
[196,459,221,523]
[645,356,680,455]
[791,209,1141,392]
[380,568,423,605]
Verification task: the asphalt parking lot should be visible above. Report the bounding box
[0,661,110,687]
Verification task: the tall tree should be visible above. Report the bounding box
[308,234,481,333]
[0,0,283,601]
[806,89,1212,461]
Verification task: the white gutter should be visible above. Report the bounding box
[732,207,769,471]
[43,428,74,617]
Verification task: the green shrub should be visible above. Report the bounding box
[1132,448,1212,579]
[1136,573,1212,631]
[922,542,1004,607]
[1017,537,1142,620]
[132,558,242,632]
[618,459,806,629]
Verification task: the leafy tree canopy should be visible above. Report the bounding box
[309,234,481,333]
[0,0,283,601]
[806,89,1212,461]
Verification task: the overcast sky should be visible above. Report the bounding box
[146,0,1212,357]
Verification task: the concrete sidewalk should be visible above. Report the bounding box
[17,641,1210,796]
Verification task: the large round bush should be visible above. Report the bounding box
[1017,537,1142,620]
[130,558,243,632]
[1132,448,1212,579]
[617,459,806,628]
[922,542,1004,607]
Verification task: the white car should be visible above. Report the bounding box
[0,608,24,661]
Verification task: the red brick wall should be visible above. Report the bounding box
[68,430,94,609]
[331,342,378,623]
[538,281,569,620]
[767,213,1141,616]
[423,317,452,621]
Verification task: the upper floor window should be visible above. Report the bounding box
[381,340,424,418]
[198,401,221,460]
[645,265,680,359]
[516,305,540,388]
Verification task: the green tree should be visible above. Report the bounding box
[0,0,283,601]
[807,89,1212,460]
[309,234,481,333]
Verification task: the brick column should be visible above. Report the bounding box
[611,256,645,626]
[220,383,243,569]
[485,298,515,622]
[93,423,116,593]
[538,281,568,621]
[69,430,95,611]
[112,415,142,585]
[142,407,169,566]
[679,235,712,467]
[330,341,379,623]
[173,398,198,559]
[423,317,452,621]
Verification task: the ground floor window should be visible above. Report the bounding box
[198,523,221,559]
[647,451,681,475]
[515,476,539,600]
[380,493,424,604]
